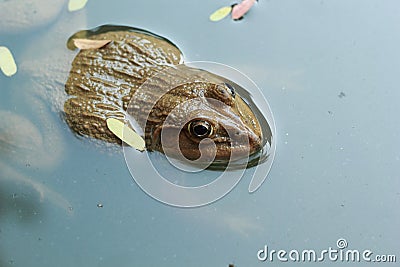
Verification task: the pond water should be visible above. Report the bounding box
[1,0,399,266]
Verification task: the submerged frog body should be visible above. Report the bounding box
[64,26,263,162]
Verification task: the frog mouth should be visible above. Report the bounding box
[166,129,262,164]
[212,129,262,162]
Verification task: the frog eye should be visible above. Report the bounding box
[188,120,213,138]
[224,82,236,98]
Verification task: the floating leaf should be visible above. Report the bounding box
[210,6,232,22]
[67,30,90,50]
[0,46,17,77]
[106,118,145,151]
[68,0,88,12]
[73,38,111,50]
[232,0,256,20]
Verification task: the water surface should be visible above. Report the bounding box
[0,1,399,266]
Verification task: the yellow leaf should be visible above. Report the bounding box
[106,118,146,151]
[68,0,88,12]
[209,6,232,22]
[73,38,111,50]
[0,46,17,77]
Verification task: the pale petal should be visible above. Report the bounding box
[232,0,256,20]
[73,38,111,50]
[106,118,146,151]
[0,46,17,77]
[68,0,88,12]
[210,6,232,22]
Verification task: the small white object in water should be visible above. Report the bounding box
[0,46,17,77]
[209,6,233,22]
[68,0,88,12]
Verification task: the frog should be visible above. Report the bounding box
[64,25,265,163]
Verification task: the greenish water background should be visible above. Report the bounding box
[0,0,399,266]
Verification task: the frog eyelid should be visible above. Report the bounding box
[223,82,236,98]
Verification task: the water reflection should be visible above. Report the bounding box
[0,5,86,264]
[0,0,88,206]
[0,161,73,215]
[0,0,66,35]
[0,176,44,223]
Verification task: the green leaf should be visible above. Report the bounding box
[209,6,232,22]
[106,118,146,151]
[0,46,17,77]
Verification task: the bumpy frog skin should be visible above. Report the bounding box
[64,27,263,162]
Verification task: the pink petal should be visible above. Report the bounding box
[231,0,256,20]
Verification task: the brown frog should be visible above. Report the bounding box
[64,26,263,162]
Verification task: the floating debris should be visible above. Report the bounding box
[0,46,17,77]
[209,6,233,22]
[73,38,111,50]
[68,0,88,12]
[338,91,346,98]
[232,0,256,20]
[106,118,146,151]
